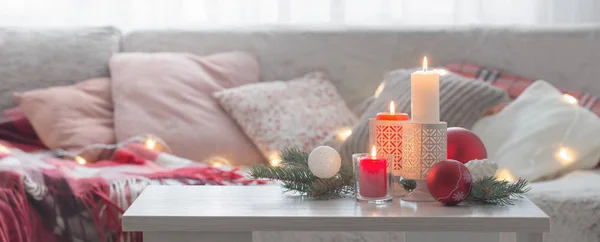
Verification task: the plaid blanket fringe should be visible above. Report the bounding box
[0,107,266,242]
[0,149,265,242]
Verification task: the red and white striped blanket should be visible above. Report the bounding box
[0,108,265,242]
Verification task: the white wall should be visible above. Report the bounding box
[0,0,598,31]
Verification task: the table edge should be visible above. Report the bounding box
[122,215,550,233]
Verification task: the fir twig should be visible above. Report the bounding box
[249,148,354,199]
[280,148,310,167]
[250,149,531,204]
[249,165,315,183]
[467,176,530,206]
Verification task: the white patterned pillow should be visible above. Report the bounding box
[214,72,357,159]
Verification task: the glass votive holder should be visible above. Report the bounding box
[353,153,393,204]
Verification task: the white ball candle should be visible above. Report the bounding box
[308,146,342,179]
[410,57,440,123]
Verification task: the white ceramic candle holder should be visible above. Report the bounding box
[369,119,405,176]
[369,119,406,196]
[401,121,447,202]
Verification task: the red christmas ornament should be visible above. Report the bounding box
[427,159,473,206]
[447,127,487,164]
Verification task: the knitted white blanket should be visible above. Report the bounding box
[528,170,600,242]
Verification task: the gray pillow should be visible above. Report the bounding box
[339,68,508,164]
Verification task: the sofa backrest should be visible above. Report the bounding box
[2,26,599,112]
[0,27,121,110]
[123,26,600,112]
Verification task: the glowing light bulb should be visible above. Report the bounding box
[563,94,578,105]
[336,128,352,141]
[374,82,385,98]
[556,147,575,165]
[145,137,157,150]
[495,168,515,182]
[0,145,10,154]
[269,151,281,167]
[207,156,231,167]
[75,156,87,165]
[434,69,449,76]
[423,56,428,71]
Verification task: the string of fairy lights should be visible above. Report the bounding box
[371,70,582,182]
[0,72,582,173]
[0,134,167,165]
[56,134,169,164]
[493,93,580,182]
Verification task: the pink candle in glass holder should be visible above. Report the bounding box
[359,146,388,198]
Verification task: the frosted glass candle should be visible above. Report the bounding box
[410,58,440,123]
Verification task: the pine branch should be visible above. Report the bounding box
[248,148,354,199]
[250,149,531,205]
[280,148,310,167]
[249,165,315,183]
[281,180,313,193]
[467,176,530,206]
[309,165,354,199]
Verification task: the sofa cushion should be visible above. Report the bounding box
[472,80,600,181]
[214,72,357,161]
[446,62,600,118]
[339,68,508,164]
[0,27,121,110]
[16,78,114,162]
[110,51,265,166]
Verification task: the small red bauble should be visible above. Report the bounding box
[447,127,487,164]
[427,159,473,206]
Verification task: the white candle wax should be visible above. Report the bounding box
[410,57,440,123]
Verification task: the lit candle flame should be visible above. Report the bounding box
[563,94,578,105]
[389,100,395,115]
[145,137,157,150]
[370,145,377,157]
[423,56,428,72]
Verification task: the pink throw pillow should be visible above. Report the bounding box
[213,72,357,159]
[110,52,264,165]
[15,78,115,161]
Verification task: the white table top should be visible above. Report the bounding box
[122,186,549,233]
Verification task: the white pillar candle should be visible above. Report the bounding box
[410,57,440,123]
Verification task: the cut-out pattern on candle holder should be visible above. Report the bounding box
[369,120,404,176]
[401,122,447,179]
